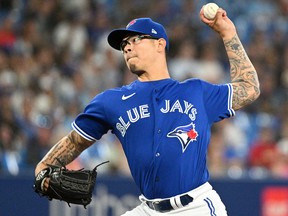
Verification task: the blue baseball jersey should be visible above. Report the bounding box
[72,78,234,199]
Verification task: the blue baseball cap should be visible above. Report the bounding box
[107,18,169,51]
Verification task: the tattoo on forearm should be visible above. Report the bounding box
[224,35,260,110]
[43,131,92,166]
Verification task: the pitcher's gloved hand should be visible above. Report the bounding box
[33,160,109,208]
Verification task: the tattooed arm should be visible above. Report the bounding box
[200,7,260,110]
[35,130,94,175]
[224,35,260,110]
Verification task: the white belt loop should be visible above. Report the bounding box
[169,198,178,210]
[175,196,184,208]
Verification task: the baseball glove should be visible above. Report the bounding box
[33,159,109,208]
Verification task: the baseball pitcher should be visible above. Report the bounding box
[34,5,260,216]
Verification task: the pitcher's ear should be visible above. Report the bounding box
[157,38,167,52]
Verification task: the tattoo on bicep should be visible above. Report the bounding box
[232,83,249,109]
[232,71,260,109]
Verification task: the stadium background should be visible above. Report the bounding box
[0,0,288,215]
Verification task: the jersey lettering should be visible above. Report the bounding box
[160,100,197,121]
[116,122,126,137]
[116,101,198,137]
[139,104,150,118]
[117,104,150,137]
[170,100,183,113]
[127,108,140,123]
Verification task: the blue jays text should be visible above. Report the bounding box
[116,99,198,137]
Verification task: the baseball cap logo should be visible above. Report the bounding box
[151,29,157,34]
[126,19,136,28]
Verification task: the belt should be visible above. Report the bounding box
[145,194,194,213]
[142,182,212,213]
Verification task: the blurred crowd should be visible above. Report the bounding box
[0,0,288,179]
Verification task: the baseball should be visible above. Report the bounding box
[203,3,219,20]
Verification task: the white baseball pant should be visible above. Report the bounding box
[121,182,228,216]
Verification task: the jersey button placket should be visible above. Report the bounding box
[152,88,162,185]
[154,89,160,101]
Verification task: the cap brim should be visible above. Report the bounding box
[107,29,145,51]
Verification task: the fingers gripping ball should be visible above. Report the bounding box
[203,3,219,20]
[33,160,109,208]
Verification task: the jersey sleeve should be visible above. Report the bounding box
[201,80,235,123]
[72,92,111,141]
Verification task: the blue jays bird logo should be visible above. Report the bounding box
[167,123,198,152]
